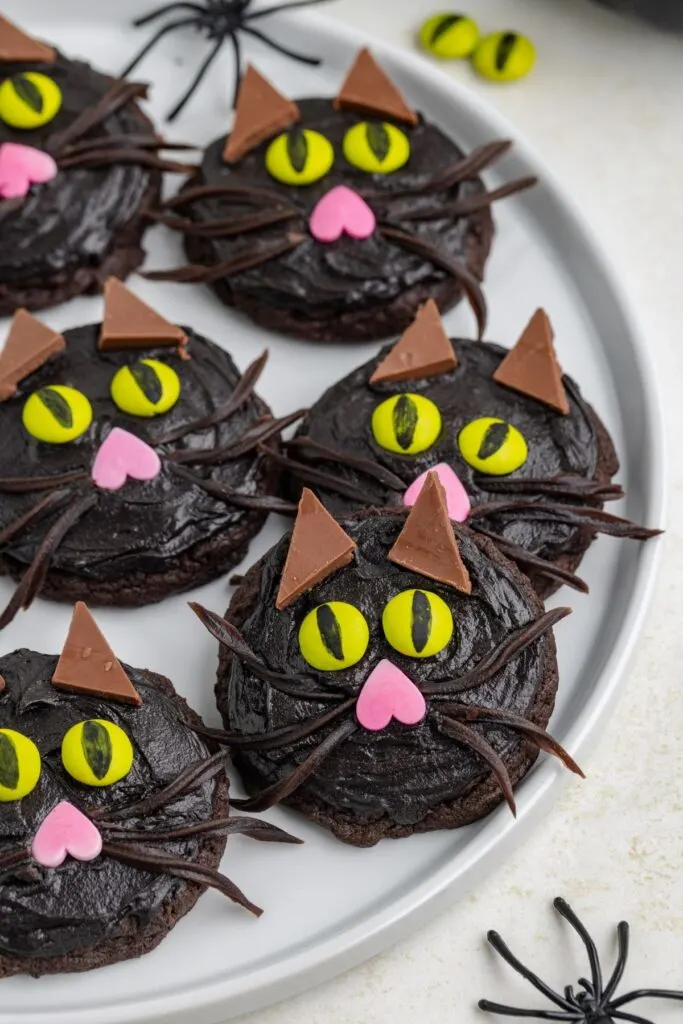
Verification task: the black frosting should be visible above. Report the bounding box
[0,650,216,959]
[289,339,603,564]
[0,324,270,582]
[185,98,487,320]
[0,51,152,285]
[223,513,552,825]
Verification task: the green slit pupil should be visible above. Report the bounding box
[131,361,163,405]
[496,32,518,71]
[393,395,418,450]
[13,74,44,114]
[411,590,432,653]
[286,129,308,174]
[81,721,112,781]
[316,605,344,661]
[478,422,510,460]
[37,388,73,430]
[365,122,390,163]
[430,14,463,45]
[0,734,19,791]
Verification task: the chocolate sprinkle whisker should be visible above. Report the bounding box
[99,815,302,844]
[189,699,356,752]
[156,349,268,445]
[0,488,75,547]
[166,409,306,464]
[469,523,590,593]
[144,206,300,237]
[101,841,263,916]
[282,437,407,491]
[423,607,571,696]
[50,80,149,155]
[400,176,538,221]
[59,134,197,157]
[469,498,661,540]
[262,447,380,504]
[189,602,338,700]
[58,149,198,174]
[476,474,625,504]
[230,719,358,812]
[0,848,31,880]
[436,713,516,815]
[92,751,227,821]
[360,140,513,201]
[170,462,298,514]
[0,490,98,631]
[379,225,487,338]
[142,232,306,285]
[0,470,89,493]
[161,183,299,212]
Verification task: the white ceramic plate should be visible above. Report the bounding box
[0,2,666,1023]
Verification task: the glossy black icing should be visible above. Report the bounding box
[0,650,216,959]
[222,513,551,825]
[290,338,602,564]
[0,52,152,284]
[0,324,270,582]
[186,98,487,320]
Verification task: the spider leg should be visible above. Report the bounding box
[484,931,575,1010]
[241,25,321,66]
[247,0,339,20]
[167,35,225,121]
[610,1012,655,1024]
[228,29,242,108]
[120,16,198,77]
[553,899,603,1002]
[611,989,683,1009]
[478,999,580,1020]
[132,1,204,27]
[602,921,630,1002]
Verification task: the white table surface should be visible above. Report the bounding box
[221,1,682,1021]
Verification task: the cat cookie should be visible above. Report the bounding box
[0,602,299,977]
[193,482,581,847]
[0,15,192,316]
[277,303,660,597]
[0,282,296,629]
[146,49,535,343]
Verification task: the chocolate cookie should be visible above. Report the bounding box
[145,49,536,343]
[0,15,193,316]
[0,281,295,629]
[0,602,299,977]
[194,481,582,847]
[277,302,660,597]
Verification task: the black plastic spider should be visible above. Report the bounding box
[479,897,683,1023]
[121,0,335,121]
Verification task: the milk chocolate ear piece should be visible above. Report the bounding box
[334,47,418,125]
[224,64,301,163]
[0,309,65,401]
[52,602,142,706]
[493,309,570,415]
[0,14,55,63]
[98,278,189,355]
[276,489,357,610]
[370,299,457,384]
[389,472,472,593]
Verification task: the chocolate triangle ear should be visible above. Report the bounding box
[98,278,188,355]
[276,489,357,610]
[0,309,65,401]
[0,14,55,63]
[493,309,570,415]
[52,602,142,706]
[334,48,418,125]
[370,299,457,384]
[389,472,472,593]
[224,65,301,163]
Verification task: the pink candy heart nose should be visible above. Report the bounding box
[92,427,161,491]
[356,659,427,732]
[31,801,102,869]
[0,142,57,200]
[309,185,376,243]
[404,463,471,522]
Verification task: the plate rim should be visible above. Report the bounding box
[1,7,666,1023]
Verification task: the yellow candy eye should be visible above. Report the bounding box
[471,31,536,83]
[111,359,181,418]
[419,13,480,59]
[22,385,93,444]
[265,128,334,186]
[0,729,41,802]
[342,122,410,175]
[61,720,134,788]
[298,602,369,671]
[382,589,454,658]
[371,393,442,455]
[458,417,528,475]
[0,72,63,129]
